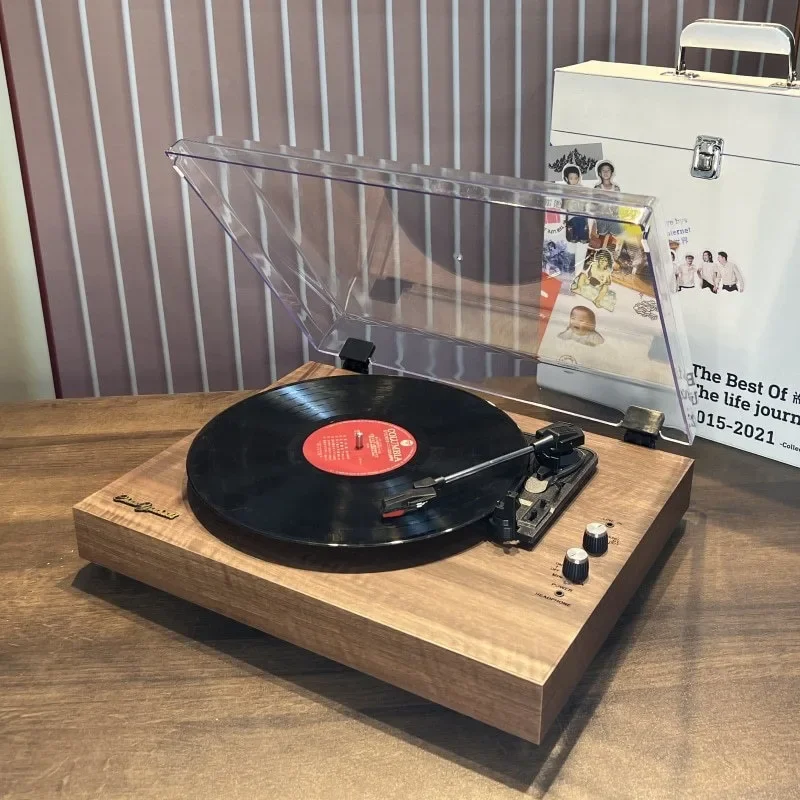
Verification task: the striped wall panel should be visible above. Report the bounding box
[1,0,793,397]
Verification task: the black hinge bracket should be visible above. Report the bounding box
[339,338,376,374]
[622,406,665,448]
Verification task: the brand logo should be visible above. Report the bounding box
[385,427,402,462]
[113,494,180,520]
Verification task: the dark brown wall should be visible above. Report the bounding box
[2,0,792,396]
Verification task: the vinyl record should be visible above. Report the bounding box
[186,375,527,547]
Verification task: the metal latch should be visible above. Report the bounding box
[691,135,723,180]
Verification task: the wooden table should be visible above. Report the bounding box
[2,390,798,800]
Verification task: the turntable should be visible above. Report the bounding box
[73,141,697,744]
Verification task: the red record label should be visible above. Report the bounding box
[302,419,417,477]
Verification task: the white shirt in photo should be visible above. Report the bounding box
[675,261,696,288]
[699,261,719,285]
[717,261,744,291]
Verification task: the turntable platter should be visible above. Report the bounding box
[186,375,526,547]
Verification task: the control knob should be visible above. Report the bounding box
[583,522,609,555]
[562,547,589,583]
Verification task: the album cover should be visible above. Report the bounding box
[538,144,673,398]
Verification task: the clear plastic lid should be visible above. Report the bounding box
[167,138,697,444]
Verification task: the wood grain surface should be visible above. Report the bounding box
[72,363,692,745]
[2,371,799,799]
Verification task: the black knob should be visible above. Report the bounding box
[562,547,589,583]
[583,522,609,555]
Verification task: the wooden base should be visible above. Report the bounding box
[73,363,693,744]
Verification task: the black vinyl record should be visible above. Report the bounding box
[186,375,527,548]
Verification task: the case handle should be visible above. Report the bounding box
[676,19,797,87]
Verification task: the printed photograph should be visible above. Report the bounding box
[593,159,621,191]
[702,250,745,293]
[538,147,674,395]
[672,246,745,294]
[581,159,655,298]
[571,248,616,311]
[542,238,575,274]
[543,143,604,279]
[563,165,590,248]
[674,251,697,292]
[545,144,604,183]
[558,305,605,347]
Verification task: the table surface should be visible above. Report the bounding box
[2,388,798,800]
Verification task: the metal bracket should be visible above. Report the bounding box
[339,338,375,374]
[622,406,665,449]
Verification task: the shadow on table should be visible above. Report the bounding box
[71,521,686,794]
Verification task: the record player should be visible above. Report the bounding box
[73,141,697,744]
